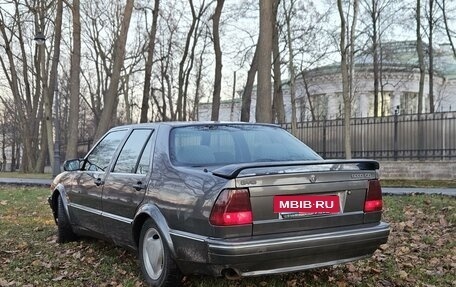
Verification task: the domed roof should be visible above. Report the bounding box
[354,41,456,79]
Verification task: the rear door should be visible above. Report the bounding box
[101,128,155,246]
[240,168,374,236]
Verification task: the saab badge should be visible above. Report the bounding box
[309,175,317,183]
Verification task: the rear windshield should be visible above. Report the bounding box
[169,124,321,166]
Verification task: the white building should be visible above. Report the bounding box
[199,41,456,122]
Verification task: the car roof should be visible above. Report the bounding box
[109,121,280,131]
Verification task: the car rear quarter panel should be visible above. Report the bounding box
[144,125,236,238]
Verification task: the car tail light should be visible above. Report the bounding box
[209,189,253,226]
[364,179,383,212]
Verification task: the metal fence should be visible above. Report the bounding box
[282,112,456,160]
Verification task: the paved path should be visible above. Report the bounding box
[0,177,455,197]
[382,187,456,197]
[0,178,51,186]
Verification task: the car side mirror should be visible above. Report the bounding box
[63,158,83,171]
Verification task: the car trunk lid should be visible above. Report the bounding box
[213,160,379,236]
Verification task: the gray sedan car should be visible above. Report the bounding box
[49,122,389,287]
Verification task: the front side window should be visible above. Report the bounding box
[85,130,128,171]
[170,125,321,167]
[113,129,153,174]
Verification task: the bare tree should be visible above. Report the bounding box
[210,0,225,121]
[0,0,53,172]
[240,44,258,122]
[437,0,456,58]
[43,0,63,173]
[426,0,437,113]
[80,0,122,130]
[337,0,359,159]
[416,0,425,115]
[93,0,134,141]
[140,0,160,123]
[359,0,398,116]
[283,0,298,132]
[256,0,273,123]
[66,0,81,159]
[176,0,210,121]
[193,30,210,120]
[362,0,381,116]
[153,10,179,121]
[272,0,285,124]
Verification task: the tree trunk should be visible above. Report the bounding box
[66,0,81,159]
[94,0,134,141]
[211,0,225,121]
[256,0,273,123]
[122,74,132,123]
[44,0,63,173]
[301,71,316,121]
[416,0,425,115]
[230,71,237,121]
[284,0,297,132]
[140,0,160,123]
[240,45,258,122]
[177,0,197,121]
[337,0,353,159]
[272,0,285,124]
[371,0,379,117]
[348,0,358,157]
[193,38,208,121]
[428,0,435,113]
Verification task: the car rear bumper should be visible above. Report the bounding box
[170,222,390,276]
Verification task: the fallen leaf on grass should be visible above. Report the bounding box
[398,270,408,279]
[286,279,297,287]
[438,215,448,227]
[346,263,357,272]
[370,268,381,274]
[72,251,81,259]
[379,243,389,250]
[52,275,65,281]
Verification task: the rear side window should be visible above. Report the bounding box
[85,130,128,171]
[113,129,153,174]
[169,125,321,166]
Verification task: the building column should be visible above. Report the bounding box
[326,93,337,119]
[358,93,369,117]
[391,91,401,114]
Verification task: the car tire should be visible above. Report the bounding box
[56,195,77,243]
[139,219,181,287]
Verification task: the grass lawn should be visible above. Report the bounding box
[0,186,454,287]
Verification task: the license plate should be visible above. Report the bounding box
[273,195,340,216]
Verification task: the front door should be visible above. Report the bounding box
[67,129,128,234]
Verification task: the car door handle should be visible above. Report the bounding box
[94,178,104,186]
[132,181,146,191]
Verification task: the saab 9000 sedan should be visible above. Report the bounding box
[48,122,389,287]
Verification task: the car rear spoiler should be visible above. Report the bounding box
[212,160,380,180]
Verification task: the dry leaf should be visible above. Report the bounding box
[399,270,408,279]
[52,275,65,281]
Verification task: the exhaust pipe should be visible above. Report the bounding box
[222,268,241,280]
